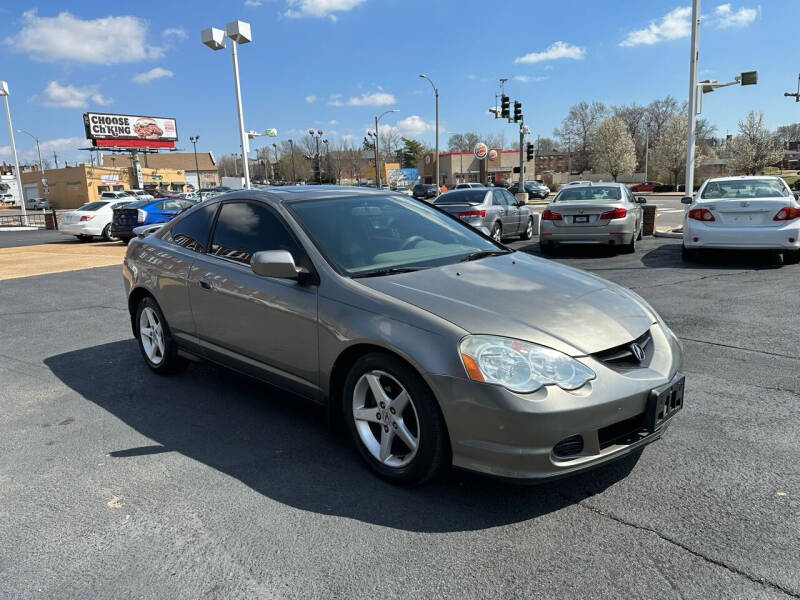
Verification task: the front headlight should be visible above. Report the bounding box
[459,335,595,394]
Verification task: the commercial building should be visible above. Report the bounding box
[19,163,186,209]
[418,150,535,187]
[101,152,219,191]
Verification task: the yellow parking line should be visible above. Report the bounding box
[0,241,126,281]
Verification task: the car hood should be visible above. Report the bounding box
[357,253,655,355]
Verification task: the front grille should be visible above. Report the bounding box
[593,329,653,367]
[598,413,648,450]
[553,435,584,458]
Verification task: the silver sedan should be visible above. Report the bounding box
[123,187,683,485]
[539,182,646,254]
[434,187,535,241]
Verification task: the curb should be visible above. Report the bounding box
[654,230,683,239]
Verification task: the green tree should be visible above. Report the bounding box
[400,137,425,168]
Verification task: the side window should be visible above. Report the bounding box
[162,199,183,211]
[503,189,517,205]
[166,203,218,253]
[492,190,507,206]
[209,201,304,266]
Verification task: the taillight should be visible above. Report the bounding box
[599,208,627,220]
[688,208,715,222]
[541,209,562,221]
[79,215,94,221]
[457,209,486,218]
[773,207,800,221]
[137,209,148,223]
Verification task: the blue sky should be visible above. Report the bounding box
[0,0,798,164]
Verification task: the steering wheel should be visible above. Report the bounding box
[399,235,425,251]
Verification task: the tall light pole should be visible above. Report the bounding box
[684,0,701,196]
[17,128,46,204]
[308,129,323,184]
[288,139,297,183]
[322,139,330,184]
[189,135,201,192]
[272,143,279,181]
[419,74,439,196]
[374,109,399,189]
[202,21,252,189]
[0,81,27,225]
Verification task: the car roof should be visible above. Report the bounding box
[210,185,413,205]
[704,175,783,183]
[560,181,625,189]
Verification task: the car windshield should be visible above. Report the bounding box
[434,190,487,204]
[77,201,109,211]
[288,195,503,276]
[700,179,790,199]
[556,186,621,202]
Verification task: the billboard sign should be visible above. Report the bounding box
[84,112,178,149]
[474,142,488,160]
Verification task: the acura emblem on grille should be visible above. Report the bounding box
[630,343,645,362]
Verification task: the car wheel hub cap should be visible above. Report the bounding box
[352,370,420,468]
[139,307,165,365]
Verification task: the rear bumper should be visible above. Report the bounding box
[60,221,103,236]
[540,219,636,243]
[684,221,800,250]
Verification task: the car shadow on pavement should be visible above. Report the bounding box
[639,241,785,270]
[45,339,642,533]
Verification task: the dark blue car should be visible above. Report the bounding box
[111,197,196,243]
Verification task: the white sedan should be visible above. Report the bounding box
[59,199,133,241]
[682,176,800,263]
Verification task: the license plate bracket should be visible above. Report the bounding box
[573,215,589,223]
[646,374,685,431]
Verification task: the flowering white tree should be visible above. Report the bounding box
[650,114,707,190]
[593,117,636,181]
[728,111,784,175]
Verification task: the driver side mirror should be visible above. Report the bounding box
[635,197,647,204]
[251,250,308,280]
[681,196,693,205]
[516,200,526,207]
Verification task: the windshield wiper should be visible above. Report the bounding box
[460,249,512,262]
[353,266,428,278]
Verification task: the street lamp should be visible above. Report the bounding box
[287,139,297,183]
[684,0,757,195]
[189,135,201,192]
[308,129,324,184]
[17,128,46,204]
[271,143,279,181]
[374,109,399,189]
[201,20,252,189]
[419,74,439,196]
[0,81,27,225]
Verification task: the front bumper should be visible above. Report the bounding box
[429,323,683,480]
[684,220,800,250]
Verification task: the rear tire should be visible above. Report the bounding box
[520,217,534,240]
[101,223,116,242]
[135,296,187,375]
[342,352,449,486]
[620,233,636,254]
[490,222,502,242]
[681,245,697,262]
[784,250,800,265]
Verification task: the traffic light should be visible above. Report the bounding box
[500,95,510,119]
[513,101,523,123]
[526,142,534,161]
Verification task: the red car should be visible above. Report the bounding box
[629,181,661,192]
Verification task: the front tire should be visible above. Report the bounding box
[520,217,534,240]
[784,249,800,265]
[135,296,187,375]
[101,223,117,242]
[620,233,636,254]
[343,353,449,486]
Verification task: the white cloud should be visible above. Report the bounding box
[245,0,263,5]
[4,10,163,64]
[514,75,549,83]
[341,134,355,143]
[162,27,187,39]
[284,0,366,21]
[0,136,87,164]
[620,6,692,46]
[132,67,174,84]
[514,41,585,64]
[35,81,112,108]
[305,95,317,103]
[329,91,396,106]
[467,74,477,80]
[329,119,339,125]
[395,115,434,136]
[714,3,758,28]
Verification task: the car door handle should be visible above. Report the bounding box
[199,280,212,290]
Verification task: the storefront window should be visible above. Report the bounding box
[97,185,110,193]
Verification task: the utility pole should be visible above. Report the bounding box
[644,129,649,182]
[189,135,201,192]
[684,0,701,196]
[288,139,296,183]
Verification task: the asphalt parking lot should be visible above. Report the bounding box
[2,232,799,599]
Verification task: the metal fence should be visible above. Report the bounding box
[0,212,49,227]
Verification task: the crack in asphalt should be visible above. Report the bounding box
[624,269,759,291]
[575,500,800,598]
[681,337,800,361]
[0,305,126,317]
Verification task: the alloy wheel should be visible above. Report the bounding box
[525,219,533,238]
[352,370,420,468]
[139,306,165,365]
[492,224,502,242]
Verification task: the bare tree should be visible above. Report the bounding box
[645,96,680,142]
[379,129,402,161]
[447,132,479,152]
[728,111,785,175]
[775,123,800,148]
[594,117,637,181]
[553,101,607,172]
[485,132,506,149]
[536,137,558,154]
[650,114,705,189]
